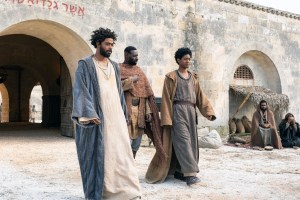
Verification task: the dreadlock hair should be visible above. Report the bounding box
[174,47,192,64]
[124,46,137,54]
[90,27,117,48]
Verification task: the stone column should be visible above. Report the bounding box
[42,95,60,127]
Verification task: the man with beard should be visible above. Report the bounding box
[72,28,141,200]
[146,47,216,186]
[278,113,300,148]
[251,100,282,150]
[120,46,165,159]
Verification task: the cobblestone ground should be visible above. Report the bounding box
[0,124,300,200]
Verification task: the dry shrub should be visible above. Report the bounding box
[229,85,289,114]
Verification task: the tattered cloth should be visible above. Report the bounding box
[120,63,154,128]
[120,64,154,98]
[229,85,289,113]
[120,63,167,162]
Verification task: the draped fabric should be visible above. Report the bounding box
[120,63,153,98]
[279,121,300,147]
[120,63,153,126]
[251,105,282,149]
[72,55,141,200]
[146,70,216,183]
[171,72,199,175]
[121,63,167,163]
[95,60,141,200]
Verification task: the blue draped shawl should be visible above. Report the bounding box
[71,55,127,200]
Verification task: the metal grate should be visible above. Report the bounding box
[234,65,253,79]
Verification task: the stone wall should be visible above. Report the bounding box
[1,0,300,135]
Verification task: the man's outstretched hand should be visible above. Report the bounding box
[91,118,101,125]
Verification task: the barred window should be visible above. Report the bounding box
[234,65,253,79]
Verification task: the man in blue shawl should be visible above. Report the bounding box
[72,27,141,200]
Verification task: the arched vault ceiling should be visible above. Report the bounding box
[0,20,93,82]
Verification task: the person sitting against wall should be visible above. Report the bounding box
[251,100,282,150]
[279,113,300,148]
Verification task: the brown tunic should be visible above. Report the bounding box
[120,63,167,162]
[172,71,199,175]
[146,70,216,183]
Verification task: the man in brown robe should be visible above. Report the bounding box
[251,100,282,150]
[146,47,216,186]
[121,46,166,160]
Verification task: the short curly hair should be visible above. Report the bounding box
[124,46,137,54]
[174,47,192,64]
[90,27,118,48]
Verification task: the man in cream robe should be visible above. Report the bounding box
[72,27,141,200]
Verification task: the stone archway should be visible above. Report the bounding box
[0,20,93,137]
[229,50,282,122]
[0,83,9,123]
[0,20,92,82]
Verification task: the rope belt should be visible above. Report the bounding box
[173,100,195,107]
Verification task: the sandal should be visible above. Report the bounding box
[174,171,186,181]
[186,176,201,186]
[264,146,273,151]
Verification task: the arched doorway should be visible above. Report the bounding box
[0,20,92,137]
[229,50,286,124]
[0,83,9,123]
[29,83,43,123]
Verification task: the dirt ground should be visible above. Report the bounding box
[0,124,300,200]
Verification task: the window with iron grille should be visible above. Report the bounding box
[234,65,253,79]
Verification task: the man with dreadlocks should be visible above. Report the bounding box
[120,46,166,160]
[251,100,282,150]
[72,28,141,200]
[146,47,216,186]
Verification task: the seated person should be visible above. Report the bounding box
[251,100,282,149]
[279,113,300,148]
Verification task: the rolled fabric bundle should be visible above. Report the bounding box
[241,115,251,133]
[229,118,237,134]
[235,118,245,133]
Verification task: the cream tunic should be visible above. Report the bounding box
[94,58,142,200]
